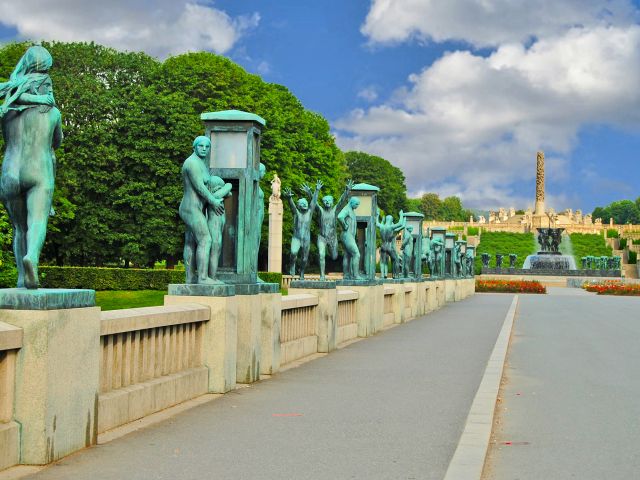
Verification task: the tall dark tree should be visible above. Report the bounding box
[420,193,442,220]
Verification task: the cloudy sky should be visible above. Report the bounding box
[1,0,639,212]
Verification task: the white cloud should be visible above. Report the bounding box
[357,86,379,102]
[361,0,637,48]
[336,24,640,209]
[0,1,259,58]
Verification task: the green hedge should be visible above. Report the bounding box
[39,266,283,291]
[619,238,627,250]
[467,226,479,236]
[628,251,637,264]
[606,229,619,238]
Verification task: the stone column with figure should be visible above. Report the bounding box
[268,172,283,273]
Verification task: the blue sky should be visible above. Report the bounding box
[1,0,639,213]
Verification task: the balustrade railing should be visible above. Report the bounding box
[100,304,209,394]
[336,290,358,344]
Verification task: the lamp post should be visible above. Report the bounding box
[201,109,274,291]
[445,232,456,278]
[350,183,380,281]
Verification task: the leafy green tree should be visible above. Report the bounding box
[344,151,407,214]
[420,193,442,220]
[592,200,640,224]
[405,198,421,213]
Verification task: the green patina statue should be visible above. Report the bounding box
[256,163,266,278]
[401,225,415,278]
[376,208,405,278]
[338,196,362,279]
[0,45,62,289]
[284,180,322,279]
[179,136,229,284]
[311,179,353,280]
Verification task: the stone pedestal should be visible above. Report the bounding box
[290,283,337,353]
[2,289,100,465]
[236,293,261,383]
[164,294,238,393]
[382,281,405,324]
[260,292,281,375]
[268,199,283,273]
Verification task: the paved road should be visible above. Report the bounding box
[25,294,511,480]
[485,289,640,479]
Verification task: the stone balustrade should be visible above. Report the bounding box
[98,304,210,434]
[0,277,475,472]
[0,322,22,471]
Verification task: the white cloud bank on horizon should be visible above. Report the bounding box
[0,1,259,58]
[335,1,640,210]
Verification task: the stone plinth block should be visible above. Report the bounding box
[168,283,235,297]
[164,295,237,393]
[0,288,95,310]
[257,282,280,294]
[268,200,284,273]
[383,283,405,324]
[339,284,383,337]
[260,292,281,375]
[380,278,405,284]
[290,280,336,289]
[290,285,337,353]
[337,279,382,287]
[236,293,261,383]
[445,279,457,302]
[4,302,101,465]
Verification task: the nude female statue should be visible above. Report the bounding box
[0,45,62,288]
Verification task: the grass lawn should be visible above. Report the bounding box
[475,232,536,273]
[569,233,612,265]
[95,290,165,311]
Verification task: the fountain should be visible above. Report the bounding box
[522,228,577,270]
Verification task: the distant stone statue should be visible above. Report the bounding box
[478,215,486,224]
[400,225,415,278]
[338,196,361,279]
[180,136,227,284]
[453,243,462,276]
[377,209,405,278]
[284,180,322,279]
[313,179,353,280]
[481,253,491,268]
[0,45,62,288]
[270,172,281,202]
[509,253,517,268]
[495,254,504,268]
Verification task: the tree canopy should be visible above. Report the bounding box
[344,151,407,215]
[592,199,640,225]
[0,41,345,268]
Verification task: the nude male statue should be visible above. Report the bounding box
[338,196,362,279]
[376,208,405,278]
[400,225,415,278]
[283,180,322,279]
[309,179,353,280]
[179,136,227,284]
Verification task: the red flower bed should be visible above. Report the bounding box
[583,281,640,296]
[476,279,546,294]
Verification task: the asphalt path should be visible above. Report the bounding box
[485,288,640,479]
[24,294,511,480]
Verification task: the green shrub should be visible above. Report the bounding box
[569,233,613,266]
[39,266,283,291]
[467,226,479,236]
[474,232,536,274]
[259,272,283,285]
[606,229,619,238]
[629,251,637,264]
[619,238,627,250]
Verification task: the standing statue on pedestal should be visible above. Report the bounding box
[270,172,281,202]
[400,225,415,278]
[254,163,267,276]
[430,238,445,276]
[376,209,405,278]
[0,45,62,289]
[179,136,227,284]
[284,180,322,279]
[453,243,462,277]
[312,179,353,280]
[338,197,362,279]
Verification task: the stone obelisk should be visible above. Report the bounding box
[268,173,283,273]
[534,151,545,215]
